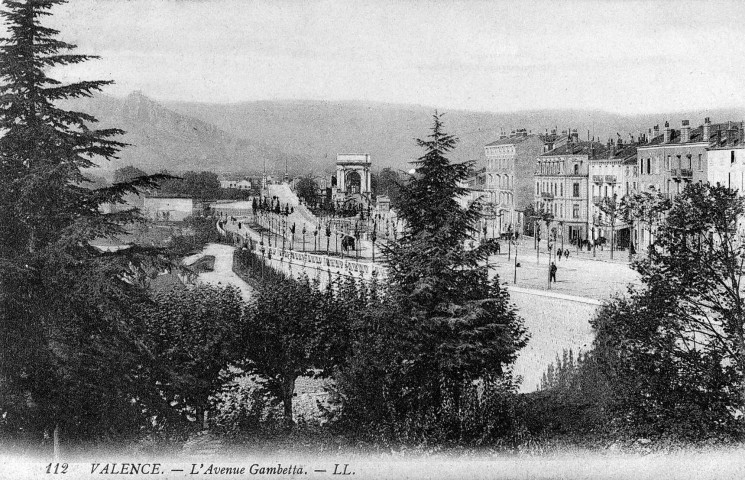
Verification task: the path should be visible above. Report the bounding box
[183,243,253,302]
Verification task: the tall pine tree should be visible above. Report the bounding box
[0,0,167,440]
[382,113,528,432]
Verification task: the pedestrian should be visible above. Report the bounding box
[495,242,501,254]
[564,248,570,260]
[550,262,557,282]
[557,247,563,261]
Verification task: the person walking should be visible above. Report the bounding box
[556,247,563,261]
[550,262,557,283]
[564,248,570,260]
[495,241,501,254]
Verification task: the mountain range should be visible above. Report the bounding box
[73,91,745,179]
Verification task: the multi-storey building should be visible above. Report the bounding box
[534,133,607,243]
[635,118,743,247]
[588,139,639,248]
[485,129,560,234]
[706,132,745,189]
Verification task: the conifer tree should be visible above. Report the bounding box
[381,113,528,427]
[0,0,167,439]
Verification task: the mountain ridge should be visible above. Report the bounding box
[71,92,745,179]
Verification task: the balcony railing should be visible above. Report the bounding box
[672,168,693,179]
[540,192,554,199]
[592,175,604,183]
[592,196,605,205]
[604,175,617,183]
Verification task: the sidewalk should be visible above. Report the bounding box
[183,243,253,301]
[489,243,639,301]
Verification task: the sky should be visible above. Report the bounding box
[43,0,745,115]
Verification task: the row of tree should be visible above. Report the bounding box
[115,166,255,200]
[532,183,745,442]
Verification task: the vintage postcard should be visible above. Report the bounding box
[1,1,745,479]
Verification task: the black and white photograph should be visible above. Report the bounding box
[2,0,745,478]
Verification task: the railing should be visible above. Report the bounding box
[671,168,693,179]
[592,175,604,183]
[540,192,554,199]
[592,196,606,205]
[256,244,387,281]
[604,175,617,183]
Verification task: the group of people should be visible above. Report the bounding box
[555,247,571,261]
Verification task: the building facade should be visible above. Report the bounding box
[534,136,607,242]
[143,196,199,222]
[635,118,743,247]
[588,140,639,247]
[485,130,554,234]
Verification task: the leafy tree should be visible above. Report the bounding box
[621,189,671,254]
[376,167,403,208]
[296,176,319,204]
[591,183,745,438]
[158,170,221,199]
[598,193,620,259]
[0,0,167,440]
[138,285,246,426]
[114,165,147,183]
[522,203,536,236]
[242,268,348,426]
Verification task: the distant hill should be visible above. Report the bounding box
[69,92,745,178]
[165,99,745,172]
[67,91,296,179]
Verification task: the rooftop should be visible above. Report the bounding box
[540,140,608,158]
[640,121,744,148]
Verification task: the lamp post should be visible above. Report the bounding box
[325,223,331,255]
[507,224,513,261]
[354,223,361,261]
[371,223,377,263]
[282,218,286,251]
[260,241,265,279]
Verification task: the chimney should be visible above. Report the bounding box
[727,121,737,146]
[663,121,671,143]
[681,120,690,143]
[571,128,579,143]
[703,117,711,143]
[653,125,660,140]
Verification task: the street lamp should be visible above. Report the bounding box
[371,222,377,263]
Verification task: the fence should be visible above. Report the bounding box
[217,218,387,287]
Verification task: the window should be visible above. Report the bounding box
[666,155,670,170]
[698,154,702,170]
[573,183,580,197]
[560,183,563,197]
[573,204,580,219]
[732,150,736,164]
[604,185,608,197]
[573,164,579,175]
[646,158,651,175]
[536,183,539,194]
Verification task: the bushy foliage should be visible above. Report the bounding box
[333,113,528,443]
[210,375,282,436]
[136,284,247,428]
[0,0,171,441]
[234,250,350,426]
